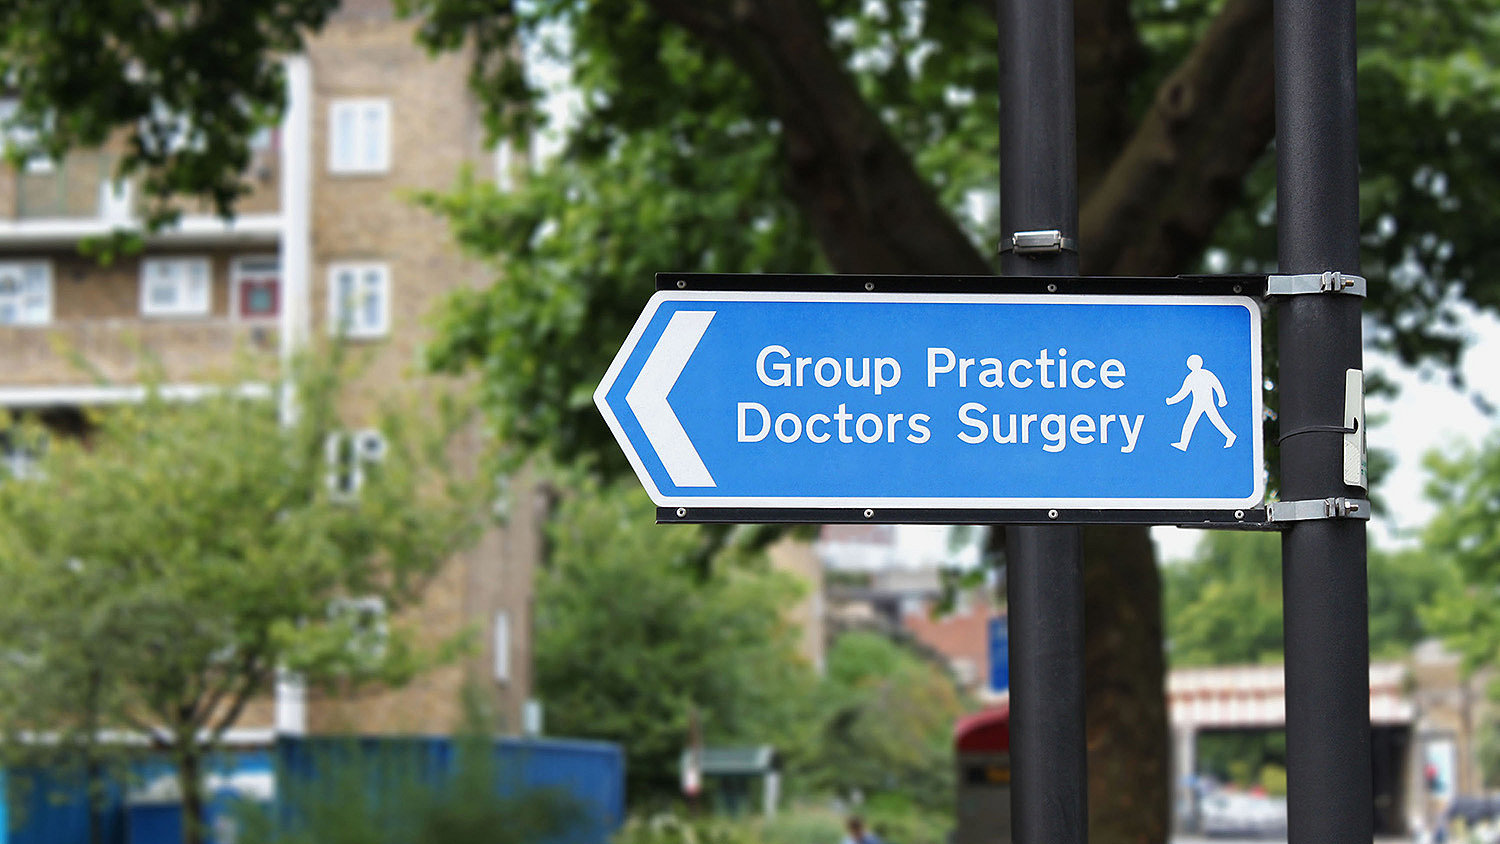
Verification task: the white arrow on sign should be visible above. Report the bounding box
[623,310,717,488]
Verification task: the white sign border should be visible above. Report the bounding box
[595,290,1265,510]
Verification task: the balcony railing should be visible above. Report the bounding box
[11,153,132,221]
[0,319,279,387]
[7,149,280,223]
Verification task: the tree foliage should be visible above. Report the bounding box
[534,482,966,811]
[794,631,965,812]
[1164,531,1461,667]
[0,359,483,844]
[1420,435,1500,677]
[533,480,815,803]
[0,0,338,227]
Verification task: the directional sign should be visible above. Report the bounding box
[595,287,1264,516]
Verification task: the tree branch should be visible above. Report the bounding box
[209,661,270,746]
[113,709,175,751]
[1075,0,1146,199]
[647,0,992,274]
[1079,0,1275,276]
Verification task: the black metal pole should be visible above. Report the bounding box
[1275,0,1372,841]
[998,1,1087,842]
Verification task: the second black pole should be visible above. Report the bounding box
[998,0,1088,842]
[1275,0,1372,840]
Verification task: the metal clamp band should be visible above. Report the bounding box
[999,229,1079,255]
[1265,272,1367,298]
[1266,497,1370,523]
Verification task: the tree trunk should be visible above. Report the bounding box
[989,523,1169,844]
[1083,525,1170,844]
[178,747,206,844]
[85,668,104,844]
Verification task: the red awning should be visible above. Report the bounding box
[954,706,1010,754]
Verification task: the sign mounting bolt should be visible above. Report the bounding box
[864,282,875,291]
[675,508,687,518]
[1046,283,1057,293]
[676,279,687,289]
[863,509,874,519]
[1048,509,1059,519]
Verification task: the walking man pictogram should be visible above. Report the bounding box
[1165,354,1236,450]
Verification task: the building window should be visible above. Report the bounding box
[328,596,388,667]
[0,261,52,326]
[494,138,516,193]
[494,611,511,683]
[232,256,280,321]
[326,428,387,499]
[0,98,53,173]
[0,428,46,481]
[328,99,390,174]
[141,257,212,317]
[327,262,390,338]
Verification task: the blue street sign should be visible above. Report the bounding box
[595,290,1264,510]
[989,615,1009,695]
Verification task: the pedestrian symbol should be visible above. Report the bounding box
[1166,354,1236,450]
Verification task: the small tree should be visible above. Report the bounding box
[534,480,815,804]
[0,358,484,844]
[1422,434,1500,683]
[800,631,966,813]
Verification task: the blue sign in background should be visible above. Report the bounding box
[989,615,1009,695]
[598,292,1262,508]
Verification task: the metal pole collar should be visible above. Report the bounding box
[1265,271,1367,298]
[1266,497,1371,523]
[999,229,1079,255]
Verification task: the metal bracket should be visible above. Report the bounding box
[999,229,1078,255]
[1264,271,1367,298]
[1266,497,1371,523]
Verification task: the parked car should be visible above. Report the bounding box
[1198,788,1288,838]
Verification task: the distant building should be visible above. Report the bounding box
[818,524,997,696]
[1167,641,1494,838]
[0,1,537,736]
[901,595,1002,700]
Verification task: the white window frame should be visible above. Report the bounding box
[0,427,46,481]
[231,255,281,322]
[327,99,391,175]
[0,261,53,326]
[140,257,212,318]
[327,262,390,338]
[0,98,53,173]
[328,596,389,666]
[325,428,387,500]
[493,137,516,193]
[494,611,511,683]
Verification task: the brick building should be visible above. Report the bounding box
[0,3,537,737]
